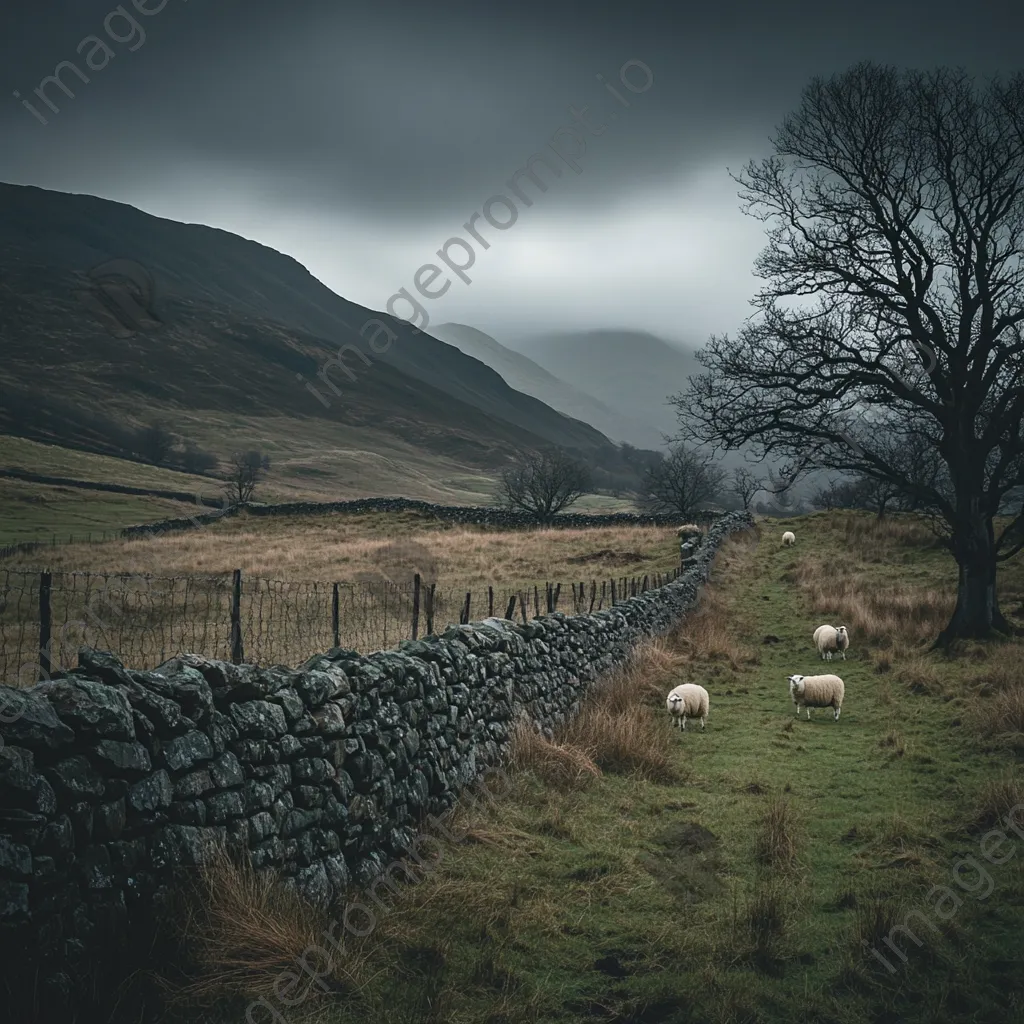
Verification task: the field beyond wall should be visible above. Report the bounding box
[145,511,1024,1024]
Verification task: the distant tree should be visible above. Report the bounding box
[731,466,764,512]
[639,443,726,519]
[135,421,174,465]
[224,450,263,505]
[497,448,591,521]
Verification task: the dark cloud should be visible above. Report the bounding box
[1,0,1022,338]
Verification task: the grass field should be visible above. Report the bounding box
[4,509,678,584]
[1,512,684,683]
[151,511,1024,1024]
[0,433,638,549]
[0,477,198,546]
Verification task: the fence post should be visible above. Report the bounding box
[519,592,528,624]
[332,583,340,648]
[589,580,597,612]
[643,574,649,592]
[460,591,471,625]
[546,583,553,614]
[610,579,617,605]
[426,583,436,635]
[488,585,494,618]
[553,583,561,611]
[504,594,516,620]
[412,573,421,640]
[39,571,52,680]
[230,568,243,664]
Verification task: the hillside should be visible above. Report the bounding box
[427,322,665,449]
[504,328,702,440]
[0,184,627,489]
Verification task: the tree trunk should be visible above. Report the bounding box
[935,511,1007,646]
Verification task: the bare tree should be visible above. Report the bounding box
[675,62,1024,644]
[731,466,764,512]
[496,448,591,522]
[224,450,263,505]
[640,443,726,519]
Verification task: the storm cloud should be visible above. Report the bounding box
[2,0,1021,344]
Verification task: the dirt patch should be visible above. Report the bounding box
[566,549,647,566]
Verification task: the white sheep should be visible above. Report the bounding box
[813,624,849,661]
[781,531,796,546]
[666,683,709,731]
[788,673,844,721]
[676,524,703,539]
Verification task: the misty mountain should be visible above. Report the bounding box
[502,329,700,441]
[427,322,666,449]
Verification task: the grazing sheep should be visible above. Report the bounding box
[813,624,850,661]
[676,523,702,538]
[788,673,844,721]
[781,531,796,546]
[666,683,709,731]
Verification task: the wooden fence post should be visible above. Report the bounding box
[425,583,436,635]
[230,569,244,664]
[610,579,617,605]
[460,591,471,625]
[488,586,494,618]
[504,594,516,620]
[589,580,597,612]
[519,592,528,624]
[411,573,421,640]
[553,583,561,611]
[534,585,540,618]
[332,582,340,648]
[39,571,52,680]
[545,583,552,614]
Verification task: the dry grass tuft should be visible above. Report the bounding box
[975,686,1024,738]
[505,636,684,787]
[506,718,603,791]
[166,843,350,1008]
[970,773,1024,832]
[753,794,799,870]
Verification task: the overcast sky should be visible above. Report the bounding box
[2,0,1022,347]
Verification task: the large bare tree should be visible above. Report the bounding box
[675,62,1024,644]
[640,443,726,519]
[496,448,591,522]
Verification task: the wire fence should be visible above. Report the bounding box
[0,566,683,687]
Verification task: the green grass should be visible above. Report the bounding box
[0,477,198,546]
[137,513,1024,1022]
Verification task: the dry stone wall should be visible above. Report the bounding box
[0,510,752,1019]
[122,496,721,538]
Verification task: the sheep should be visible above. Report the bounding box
[781,531,796,546]
[666,683,709,731]
[812,624,850,661]
[787,673,844,721]
[813,624,850,661]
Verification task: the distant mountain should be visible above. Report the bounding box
[504,327,811,492]
[502,329,700,440]
[0,184,626,482]
[427,323,665,449]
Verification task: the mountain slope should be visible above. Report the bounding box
[502,329,702,439]
[427,322,666,449]
[0,184,625,480]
